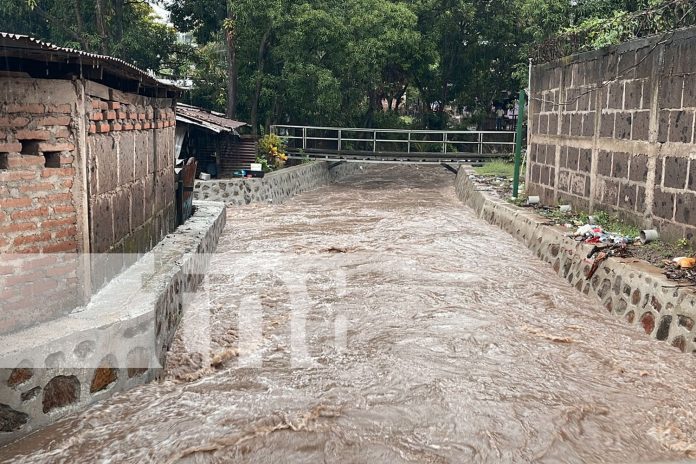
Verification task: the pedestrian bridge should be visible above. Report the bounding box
[271,125,518,164]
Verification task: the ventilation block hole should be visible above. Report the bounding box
[44,152,61,168]
[0,153,8,170]
[20,140,41,156]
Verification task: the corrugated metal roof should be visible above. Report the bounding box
[176,103,248,134]
[0,32,178,91]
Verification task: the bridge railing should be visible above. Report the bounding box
[270,125,516,157]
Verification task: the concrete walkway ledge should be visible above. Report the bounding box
[0,200,226,444]
[455,168,696,352]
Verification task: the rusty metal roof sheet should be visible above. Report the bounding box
[176,103,248,134]
[0,32,178,91]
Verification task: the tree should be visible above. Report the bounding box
[0,0,187,76]
[169,0,239,117]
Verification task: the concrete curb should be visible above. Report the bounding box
[0,200,226,444]
[455,168,696,352]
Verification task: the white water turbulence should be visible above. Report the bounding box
[4,165,696,464]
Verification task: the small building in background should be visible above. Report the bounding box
[175,103,256,178]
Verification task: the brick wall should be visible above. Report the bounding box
[528,27,696,242]
[0,79,81,333]
[0,77,177,334]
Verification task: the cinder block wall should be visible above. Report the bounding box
[0,77,177,333]
[528,27,696,242]
[83,82,177,292]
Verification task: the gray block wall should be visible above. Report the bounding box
[84,83,177,293]
[528,27,696,243]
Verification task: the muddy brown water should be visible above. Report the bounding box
[3,165,696,463]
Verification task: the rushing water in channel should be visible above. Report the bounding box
[4,165,696,463]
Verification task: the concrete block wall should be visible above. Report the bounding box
[528,27,696,243]
[84,83,177,292]
[0,79,82,334]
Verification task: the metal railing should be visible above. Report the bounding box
[270,125,517,159]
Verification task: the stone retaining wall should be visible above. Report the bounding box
[456,168,696,352]
[0,201,225,445]
[193,161,363,205]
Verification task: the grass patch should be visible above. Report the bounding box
[473,161,517,178]
[636,239,696,266]
[534,208,641,238]
[576,211,642,239]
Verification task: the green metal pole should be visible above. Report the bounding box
[512,89,526,198]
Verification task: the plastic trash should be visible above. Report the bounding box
[575,224,596,236]
[640,229,659,244]
[674,257,696,269]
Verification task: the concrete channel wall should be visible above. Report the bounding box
[456,168,696,352]
[0,201,226,445]
[193,161,363,205]
[528,27,696,244]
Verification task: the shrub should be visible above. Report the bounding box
[258,134,288,171]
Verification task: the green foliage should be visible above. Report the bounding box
[0,0,190,77]
[564,10,638,49]
[677,238,690,248]
[254,155,273,173]
[6,0,693,135]
[257,133,288,170]
[184,41,228,112]
[529,0,696,59]
[474,161,517,178]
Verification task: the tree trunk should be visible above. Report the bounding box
[224,2,238,119]
[394,85,407,112]
[94,0,108,54]
[250,26,272,135]
[113,0,124,45]
[363,90,379,127]
[73,0,89,50]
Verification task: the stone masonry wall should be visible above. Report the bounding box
[457,168,696,353]
[0,201,226,444]
[194,161,363,205]
[528,27,696,243]
[0,78,82,334]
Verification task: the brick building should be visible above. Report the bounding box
[0,33,179,335]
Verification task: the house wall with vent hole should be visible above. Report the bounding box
[528,27,696,244]
[0,77,176,335]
